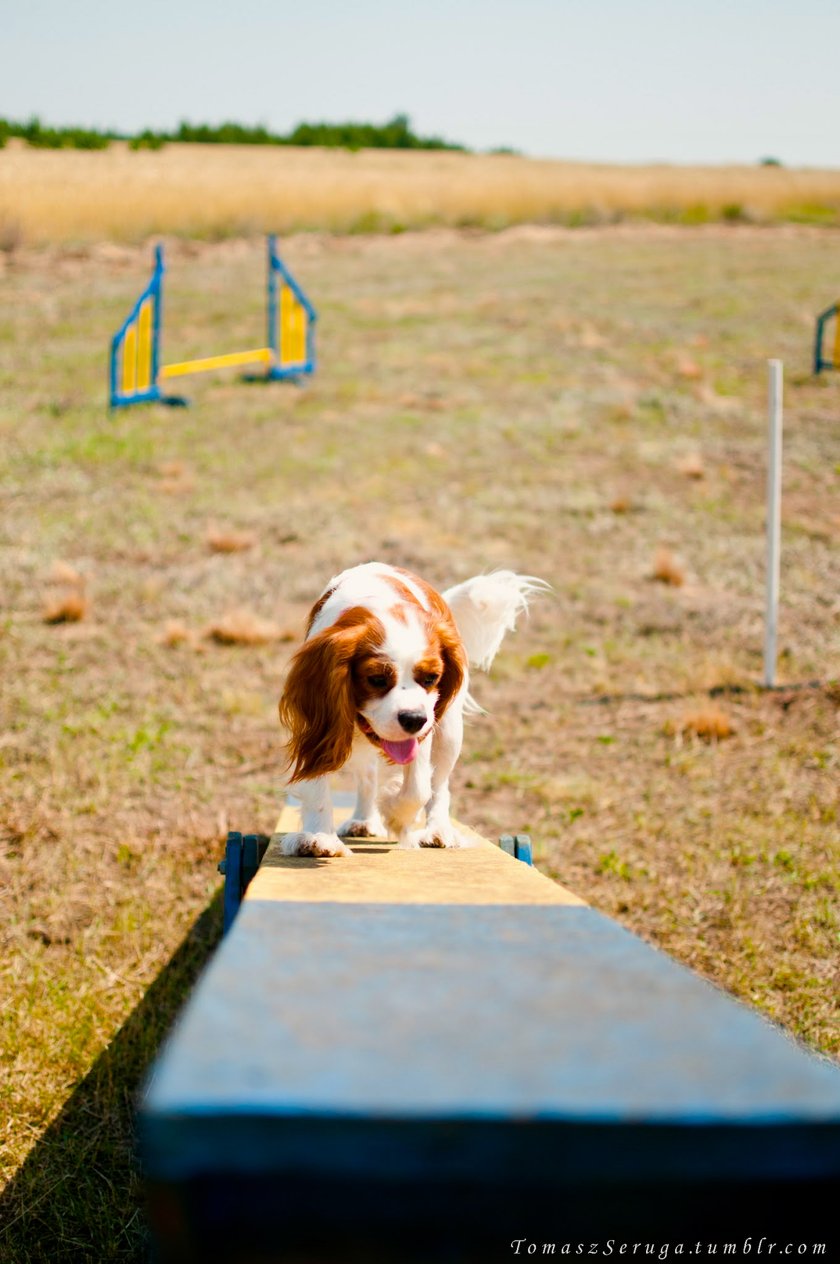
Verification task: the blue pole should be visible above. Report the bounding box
[267,234,278,364]
[151,244,164,392]
[109,332,119,409]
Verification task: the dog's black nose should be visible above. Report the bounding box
[397,710,426,734]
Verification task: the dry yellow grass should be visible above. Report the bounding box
[42,563,88,624]
[157,460,187,478]
[675,355,704,380]
[205,608,286,646]
[206,526,258,554]
[681,706,736,742]
[677,452,706,479]
[152,460,193,495]
[157,619,195,648]
[42,591,87,624]
[47,560,85,587]
[3,141,840,244]
[2,226,838,1258]
[651,546,686,587]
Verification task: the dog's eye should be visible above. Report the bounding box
[368,674,389,689]
[420,674,439,689]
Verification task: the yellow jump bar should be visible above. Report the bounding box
[160,347,273,380]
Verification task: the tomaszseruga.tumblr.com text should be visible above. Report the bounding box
[510,1241,827,1259]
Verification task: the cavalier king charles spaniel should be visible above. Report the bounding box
[278,562,546,856]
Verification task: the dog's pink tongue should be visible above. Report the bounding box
[381,737,419,765]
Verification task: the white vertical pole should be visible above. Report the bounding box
[764,359,783,688]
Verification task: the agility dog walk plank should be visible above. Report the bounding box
[139,803,840,1259]
[109,236,316,408]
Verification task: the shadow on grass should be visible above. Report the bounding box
[0,892,224,1264]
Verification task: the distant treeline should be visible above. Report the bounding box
[0,117,112,149]
[0,113,467,152]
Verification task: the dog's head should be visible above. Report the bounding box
[279,601,466,781]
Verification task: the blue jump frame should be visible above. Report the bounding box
[109,244,166,409]
[814,301,839,375]
[109,235,317,409]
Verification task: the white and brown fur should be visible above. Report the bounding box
[278,562,546,856]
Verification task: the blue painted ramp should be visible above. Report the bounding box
[139,837,840,1260]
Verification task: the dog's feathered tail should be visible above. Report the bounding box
[442,571,550,674]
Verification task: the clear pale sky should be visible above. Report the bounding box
[2,0,838,167]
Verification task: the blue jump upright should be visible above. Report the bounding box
[814,301,839,374]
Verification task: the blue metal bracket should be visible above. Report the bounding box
[498,834,533,865]
[498,834,515,858]
[514,834,533,865]
[218,832,270,933]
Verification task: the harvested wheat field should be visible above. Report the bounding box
[1,221,838,1258]
[3,141,840,245]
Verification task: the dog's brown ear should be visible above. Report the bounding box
[434,616,468,720]
[279,608,378,781]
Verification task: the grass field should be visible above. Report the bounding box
[3,141,840,246]
[1,222,838,1258]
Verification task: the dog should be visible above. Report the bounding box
[278,562,546,856]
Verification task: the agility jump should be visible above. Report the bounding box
[813,300,839,374]
[109,235,316,408]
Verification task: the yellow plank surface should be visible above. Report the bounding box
[245,804,586,907]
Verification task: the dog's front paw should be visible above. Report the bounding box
[337,813,386,839]
[418,827,456,849]
[279,831,353,858]
[398,823,459,850]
